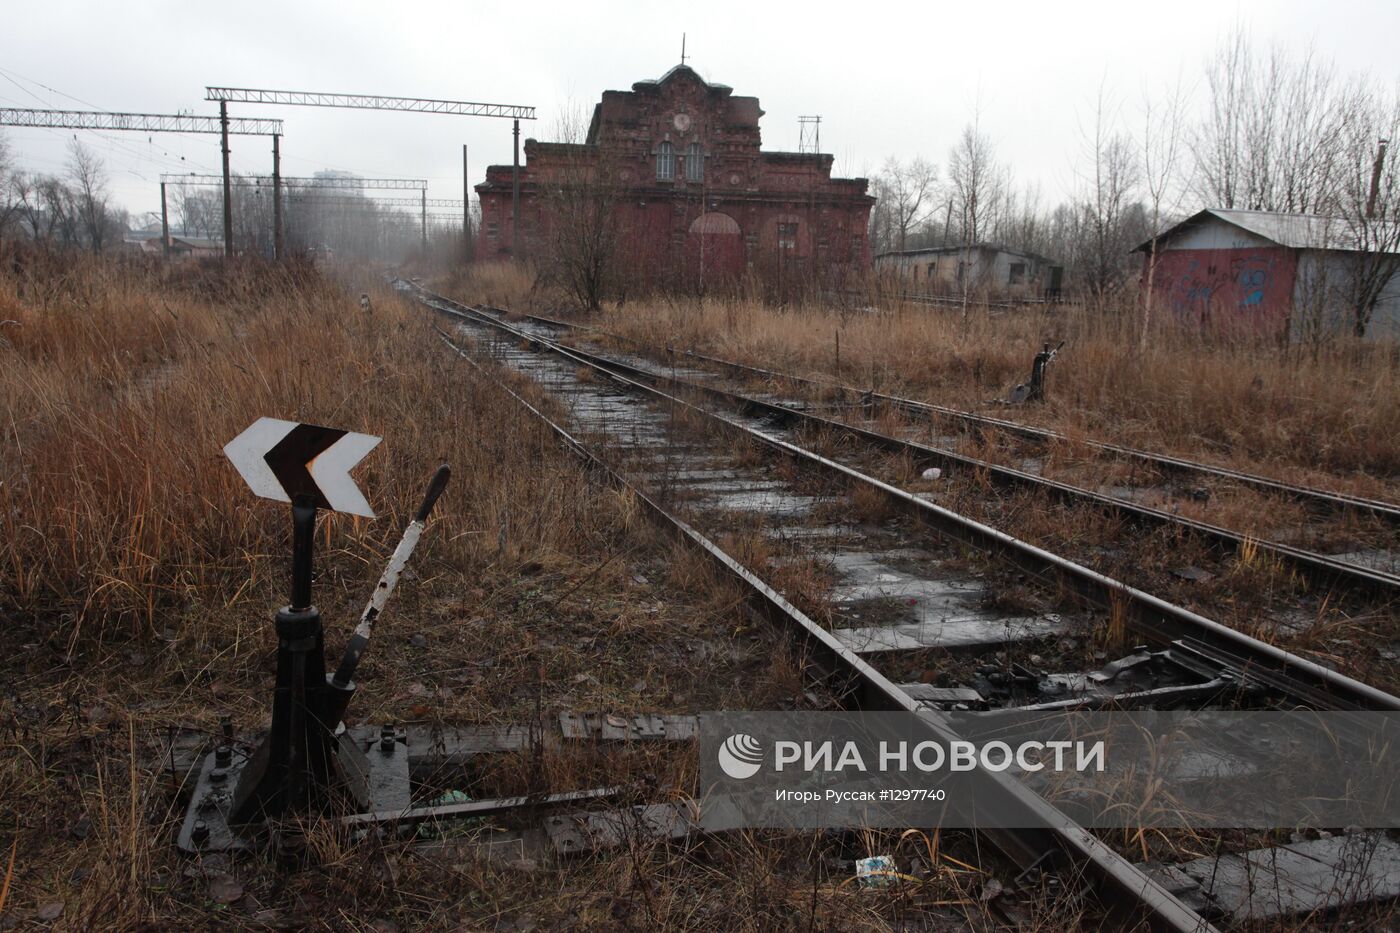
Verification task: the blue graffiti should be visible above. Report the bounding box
[1239,269,1266,307]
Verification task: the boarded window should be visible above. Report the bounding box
[486,222,499,240]
[778,222,798,250]
[657,142,675,181]
[1008,262,1026,285]
[686,142,703,182]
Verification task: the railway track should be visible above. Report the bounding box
[468,303,1400,607]
[402,280,1400,931]
[539,308,1399,528]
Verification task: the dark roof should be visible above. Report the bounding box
[631,64,732,94]
[876,243,1060,266]
[169,236,222,249]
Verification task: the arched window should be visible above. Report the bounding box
[685,142,703,182]
[657,142,675,181]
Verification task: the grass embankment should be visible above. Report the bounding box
[447,262,1400,498]
[610,297,1400,498]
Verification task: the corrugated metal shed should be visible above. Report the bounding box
[1137,209,1400,254]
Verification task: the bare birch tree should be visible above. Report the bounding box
[1139,74,1191,343]
[946,120,1003,245]
[1083,97,1141,296]
[879,156,939,251]
[1193,30,1347,213]
[66,140,111,253]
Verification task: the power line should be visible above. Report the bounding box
[0,69,224,179]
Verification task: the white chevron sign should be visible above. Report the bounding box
[224,417,382,517]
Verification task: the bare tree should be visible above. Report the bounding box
[1193,30,1347,214]
[66,140,111,253]
[538,108,624,312]
[0,130,20,243]
[878,156,939,252]
[1139,73,1192,344]
[946,120,1004,246]
[865,171,896,254]
[35,175,79,247]
[1073,82,1143,297]
[1335,91,1400,337]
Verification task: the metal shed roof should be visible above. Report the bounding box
[1135,208,1399,254]
[875,242,1060,266]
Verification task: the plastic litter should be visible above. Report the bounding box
[921,468,941,480]
[856,854,898,888]
[417,790,478,838]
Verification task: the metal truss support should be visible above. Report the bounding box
[0,107,282,135]
[163,173,427,191]
[205,87,534,121]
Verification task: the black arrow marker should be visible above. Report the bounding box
[263,422,348,511]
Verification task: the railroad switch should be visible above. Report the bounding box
[177,464,451,854]
[1008,341,1064,404]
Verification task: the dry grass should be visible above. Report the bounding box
[500,282,1400,498]
[436,261,539,312]
[4,248,1089,931]
[9,249,1386,930]
[0,252,622,649]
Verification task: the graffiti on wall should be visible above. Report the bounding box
[1149,247,1297,333]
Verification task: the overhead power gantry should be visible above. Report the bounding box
[0,108,285,257]
[204,87,535,255]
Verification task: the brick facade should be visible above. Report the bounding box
[475,65,874,290]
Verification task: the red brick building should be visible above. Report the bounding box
[475,64,875,290]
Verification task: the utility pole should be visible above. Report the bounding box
[220,100,233,257]
[512,119,521,255]
[160,182,170,257]
[462,144,471,260]
[1367,138,1390,220]
[421,188,427,251]
[272,133,283,260]
[0,107,283,260]
[203,87,534,258]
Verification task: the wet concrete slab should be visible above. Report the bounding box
[635,468,750,483]
[762,525,864,543]
[671,478,790,496]
[1329,548,1400,574]
[826,554,982,608]
[1149,832,1400,921]
[830,614,1064,653]
[697,490,822,515]
[1098,484,1171,506]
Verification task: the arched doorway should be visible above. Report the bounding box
[686,211,744,288]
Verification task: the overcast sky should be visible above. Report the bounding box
[3,0,1397,225]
